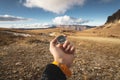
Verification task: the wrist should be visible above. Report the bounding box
[54,58,71,68]
[52,61,72,77]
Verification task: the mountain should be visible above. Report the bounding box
[80,9,120,38]
[57,25,94,31]
[105,9,120,24]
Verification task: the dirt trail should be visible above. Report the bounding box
[70,36,120,44]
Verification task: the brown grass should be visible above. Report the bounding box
[0,27,120,80]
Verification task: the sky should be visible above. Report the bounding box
[0,0,120,28]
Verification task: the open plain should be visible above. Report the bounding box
[0,27,120,80]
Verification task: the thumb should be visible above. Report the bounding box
[50,37,57,47]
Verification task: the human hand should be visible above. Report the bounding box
[49,36,75,68]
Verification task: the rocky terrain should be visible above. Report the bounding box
[0,27,120,80]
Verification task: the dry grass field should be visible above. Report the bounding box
[0,26,120,80]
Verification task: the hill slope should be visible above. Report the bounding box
[80,9,120,38]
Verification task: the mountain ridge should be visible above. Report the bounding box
[105,9,120,24]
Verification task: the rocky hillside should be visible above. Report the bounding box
[79,9,120,38]
[106,9,120,24]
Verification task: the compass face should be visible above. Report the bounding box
[57,35,66,44]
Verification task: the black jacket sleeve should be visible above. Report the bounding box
[41,64,67,80]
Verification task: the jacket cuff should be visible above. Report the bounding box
[52,61,72,77]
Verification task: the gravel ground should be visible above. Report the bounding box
[0,32,120,80]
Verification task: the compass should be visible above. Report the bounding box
[57,35,66,44]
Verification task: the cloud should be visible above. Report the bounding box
[0,15,30,21]
[53,15,89,25]
[23,0,85,14]
[0,23,52,29]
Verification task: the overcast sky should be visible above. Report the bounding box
[0,0,120,28]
